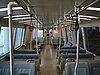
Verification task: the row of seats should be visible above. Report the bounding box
[51,37,64,48]
[57,46,95,74]
[2,49,41,75]
[32,37,44,49]
[0,61,35,75]
[65,60,100,75]
[14,49,40,54]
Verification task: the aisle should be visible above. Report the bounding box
[40,45,57,75]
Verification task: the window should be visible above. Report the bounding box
[0,27,9,55]
[0,27,25,56]
[3,27,9,54]
[0,27,3,54]
[15,28,24,48]
[83,27,100,56]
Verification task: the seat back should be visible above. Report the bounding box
[14,50,40,54]
[90,62,100,75]
[0,61,10,75]
[14,63,35,75]
[6,54,39,59]
[59,49,86,54]
[65,62,89,75]
[0,61,35,75]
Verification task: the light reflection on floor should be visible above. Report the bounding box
[40,45,57,75]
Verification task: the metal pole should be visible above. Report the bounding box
[9,12,14,75]
[59,23,61,51]
[81,27,87,50]
[74,29,80,75]
[57,23,61,59]
[74,1,80,74]
[20,28,24,46]
[36,22,39,54]
[13,28,17,48]
[78,0,99,13]
[8,2,17,75]
[23,26,26,46]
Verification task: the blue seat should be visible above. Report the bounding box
[61,54,94,60]
[59,49,86,54]
[0,61,10,75]
[14,63,35,75]
[0,61,35,75]
[65,61,100,75]
[90,62,100,75]
[60,46,77,49]
[6,54,39,59]
[14,50,40,54]
[65,62,89,75]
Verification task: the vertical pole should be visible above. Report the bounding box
[30,18,33,49]
[36,22,39,54]
[58,23,61,58]
[20,28,24,46]
[8,2,17,75]
[30,27,33,49]
[74,0,80,74]
[74,29,80,75]
[9,12,14,75]
[13,28,17,48]
[23,26,26,46]
[81,27,87,50]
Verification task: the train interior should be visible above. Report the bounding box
[0,0,100,75]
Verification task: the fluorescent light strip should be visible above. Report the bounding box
[55,25,58,27]
[4,15,30,18]
[0,7,23,12]
[80,15,98,19]
[12,17,33,20]
[80,18,91,20]
[87,7,100,11]
[19,20,37,23]
[66,20,73,22]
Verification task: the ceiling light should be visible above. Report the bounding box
[80,18,91,20]
[66,20,73,22]
[0,7,23,12]
[4,14,30,18]
[80,15,98,19]
[55,25,58,28]
[12,17,33,20]
[12,7,23,10]
[87,7,100,11]
[19,20,37,23]
[81,7,85,10]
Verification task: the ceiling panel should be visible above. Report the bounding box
[28,0,75,26]
[0,0,100,27]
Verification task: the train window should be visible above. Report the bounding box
[38,30,43,37]
[0,27,9,55]
[15,28,23,48]
[33,29,43,38]
[0,27,3,54]
[84,27,100,56]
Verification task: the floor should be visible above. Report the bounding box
[40,40,58,75]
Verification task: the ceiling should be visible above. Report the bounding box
[0,0,100,28]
